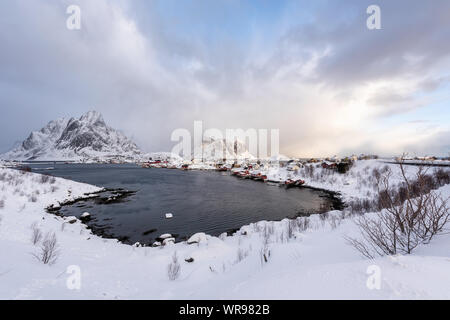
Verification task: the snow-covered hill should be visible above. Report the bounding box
[1,111,142,161]
[0,161,449,299]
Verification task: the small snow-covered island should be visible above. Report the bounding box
[0,111,449,299]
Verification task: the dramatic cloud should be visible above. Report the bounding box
[0,0,449,157]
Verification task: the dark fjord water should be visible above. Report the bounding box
[30,163,337,244]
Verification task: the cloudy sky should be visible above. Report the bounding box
[0,0,449,157]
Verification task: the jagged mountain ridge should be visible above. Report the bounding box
[1,111,142,161]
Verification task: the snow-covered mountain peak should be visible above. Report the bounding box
[79,110,105,126]
[1,111,142,161]
[21,117,69,152]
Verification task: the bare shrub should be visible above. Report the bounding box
[252,223,262,233]
[209,266,217,273]
[287,219,297,239]
[319,212,329,227]
[257,224,271,263]
[33,232,59,265]
[328,215,341,229]
[347,166,450,216]
[305,165,315,179]
[236,247,249,263]
[381,165,390,174]
[297,217,309,232]
[262,225,271,245]
[434,168,450,186]
[167,252,181,281]
[347,198,377,215]
[19,166,31,173]
[269,222,275,235]
[260,242,271,266]
[261,222,275,242]
[278,230,287,243]
[0,200,4,209]
[39,174,50,184]
[39,174,56,184]
[347,161,450,258]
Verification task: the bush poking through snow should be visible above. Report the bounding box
[167,252,181,281]
[30,223,43,245]
[347,161,450,258]
[260,247,270,265]
[260,233,271,266]
[328,215,341,230]
[287,219,297,239]
[19,166,31,173]
[297,217,309,232]
[0,200,4,209]
[29,194,38,203]
[38,174,56,184]
[39,174,50,184]
[236,247,249,263]
[434,168,450,186]
[347,165,450,216]
[33,232,59,265]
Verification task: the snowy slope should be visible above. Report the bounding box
[0,162,449,299]
[2,118,70,161]
[1,111,142,161]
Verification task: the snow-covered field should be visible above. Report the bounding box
[0,161,449,299]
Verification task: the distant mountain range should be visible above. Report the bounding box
[1,111,142,161]
[1,111,255,162]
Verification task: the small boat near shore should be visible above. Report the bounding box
[284,179,306,188]
[265,178,282,185]
[250,173,267,181]
[231,168,305,188]
[284,179,296,188]
[237,170,251,179]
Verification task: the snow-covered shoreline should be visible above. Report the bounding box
[1,161,450,299]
